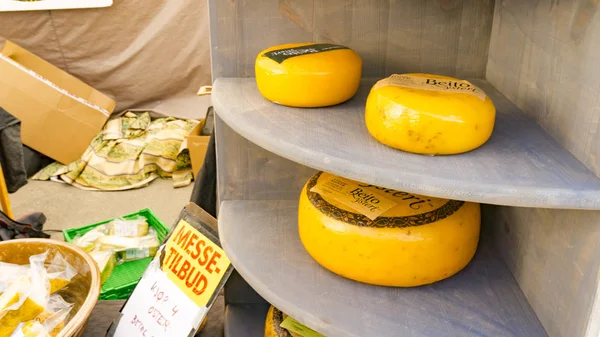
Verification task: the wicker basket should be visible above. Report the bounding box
[0,239,101,337]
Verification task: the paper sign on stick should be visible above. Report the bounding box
[107,203,233,337]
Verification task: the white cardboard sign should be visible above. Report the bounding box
[114,258,207,337]
[108,204,232,337]
[0,0,112,12]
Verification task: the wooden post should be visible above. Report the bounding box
[0,164,14,219]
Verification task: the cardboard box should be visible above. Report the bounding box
[0,41,116,164]
[188,119,211,179]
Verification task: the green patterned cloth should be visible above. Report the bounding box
[33,112,199,191]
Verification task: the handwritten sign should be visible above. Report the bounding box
[115,258,206,337]
[109,205,232,337]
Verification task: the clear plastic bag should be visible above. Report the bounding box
[107,216,149,237]
[88,251,116,284]
[98,228,160,263]
[10,321,45,337]
[72,225,109,252]
[0,263,29,294]
[10,310,72,337]
[45,255,77,294]
[73,216,150,254]
[37,294,73,337]
[0,254,76,296]
[0,253,50,337]
[10,294,73,337]
[0,252,76,337]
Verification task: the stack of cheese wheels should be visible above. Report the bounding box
[264,306,300,337]
[255,43,362,107]
[298,171,480,287]
[365,73,496,155]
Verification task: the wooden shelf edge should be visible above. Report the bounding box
[213,77,600,210]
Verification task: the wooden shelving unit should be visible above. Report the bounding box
[207,1,600,337]
[219,200,547,337]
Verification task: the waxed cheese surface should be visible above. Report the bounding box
[255,43,362,107]
[365,73,496,155]
[298,172,481,287]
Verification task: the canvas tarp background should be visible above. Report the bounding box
[0,0,212,115]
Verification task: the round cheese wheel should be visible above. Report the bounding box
[298,172,480,287]
[255,43,362,107]
[365,73,496,155]
[264,306,300,337]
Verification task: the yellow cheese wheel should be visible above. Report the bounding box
[298,172,480,287]
[264,306,300,337]
[255,43,362,107]
[365,73,496,155]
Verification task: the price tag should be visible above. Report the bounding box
[310,173,397,220]
[108,203,233,337]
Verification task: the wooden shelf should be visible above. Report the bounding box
[219,200,548,337]
[224,303,270,337]
[213,77,600,209]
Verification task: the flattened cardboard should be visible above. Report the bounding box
[0,41,116,164]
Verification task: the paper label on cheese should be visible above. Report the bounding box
[280,317,325,337]
[113,222,140,237]
[262,43,348,63]
[161,220,231,308]
[374,74,487,101]
[310,175,397,220]
[124,247,150,260]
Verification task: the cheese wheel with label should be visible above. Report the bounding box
[255,43,362,107]
[365,73,496,155]
[298,172,480,287]
[264,306,300,337]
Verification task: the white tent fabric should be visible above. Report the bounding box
[0,0,212,115]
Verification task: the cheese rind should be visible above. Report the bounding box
[255,43,362,107]
[298,172,481,287]
[264,306,299,337]
[365,73,496,155]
